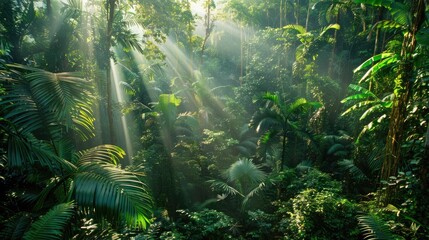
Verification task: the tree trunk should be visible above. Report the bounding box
[280,131,287,171]
[305,0,311,31]
[328,12,339,79]
[295,0,300,25]
[240,24,243,84]
[279,0,283,28]
[201,0,213,64]
[380,0,425,203]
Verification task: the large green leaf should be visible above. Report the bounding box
[320,23,341,37]
[342,100,377,116]
[288,98,322,114]
[5,131,76,174]
[158,93,181,107]
[353,53,395,74]
[23,202,75,240]
[416,28,429,46]
[389,2,411,27]
[74,145,152,229]
[75,144,125,166]
[341,84,378,103]
[0,64,95,140]
[262,92,280,105]
[207,180,244,197]
[359,55,399,83]
[283,24,306,34]
[373,20,404,31]
[256,116,282,133]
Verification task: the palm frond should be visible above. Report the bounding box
[207,180,244,197]
[256,117,282,133]
[23,202,75,240]
[358,214,397,240]
[6,131,76,174]
[287,98,322,115]
[74,146,152,228]
[0,213,31,240]
[226,158,266,185]
[33,177,72,211]
[367,148,384,174]
[242,182,266,207]
[75,144,125,166]
[341,84,378,102]
[1,64,95,140]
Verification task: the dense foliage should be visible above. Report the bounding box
[1,0,428,239]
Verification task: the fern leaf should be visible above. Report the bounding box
[358,214,397,240]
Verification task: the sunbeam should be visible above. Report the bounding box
[110,59,135,161]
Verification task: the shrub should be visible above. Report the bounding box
[278,188,360,240]
[244,210,278,239]
[140,209,235,240]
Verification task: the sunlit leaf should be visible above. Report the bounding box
[283,24,306,34]
[373,20,404,31]
[353,53,395,73]
[320,23,340,36]
[359,55,399,83]
[74,145,152,229]
[354,0,393,8]
[390,2,410,27]
[358,214,397,240]
[227,159,265,184]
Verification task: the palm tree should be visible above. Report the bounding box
[251,92,321,171]
[208,158,267,208]
[0,65,152,238]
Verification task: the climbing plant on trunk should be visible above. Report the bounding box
[354,0,427,203]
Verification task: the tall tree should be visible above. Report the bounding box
[379,0,426,199]
[354,0,427,203]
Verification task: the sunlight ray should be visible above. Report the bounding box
[110,59,135,160]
